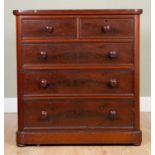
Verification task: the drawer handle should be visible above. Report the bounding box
[40,79,48,88]
[102,25,111,32]
[40,51,48,59]
[109,110,117,120]
[41,110,48,120]
[45,26,54,33]
[108,51,117,59]
[109,79,117,87]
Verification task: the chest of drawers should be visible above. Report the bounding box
[13,9,142,146]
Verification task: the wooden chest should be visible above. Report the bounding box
[13,9,142,146]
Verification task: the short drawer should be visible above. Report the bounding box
[80,17,134,38]
[23,42,133,65]
[23,99,134,129]
[22,17,77,39]
[23,69,134,96]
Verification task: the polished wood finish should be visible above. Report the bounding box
[80,17,134,38]
[13,9,143,15]
[23,69,134,96]
[23,99,134,129]
[22,17,77,39]
[23,42,133,65]
[13,9,142,146]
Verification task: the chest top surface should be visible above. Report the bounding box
[13,9,142,16]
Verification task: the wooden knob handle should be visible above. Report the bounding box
[108,51,117,59]
[102,25,111,32]
[40,79,48,88]
[109,110,117,120]
[41,110,48,120]
[45,26,54,33]
[40,51,48,59]
[109,79,117,87]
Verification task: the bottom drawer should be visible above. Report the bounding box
[23,99,134,129]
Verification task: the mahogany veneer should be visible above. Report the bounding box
[13,9,142,146]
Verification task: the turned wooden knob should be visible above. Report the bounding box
[41,110,48,120]
[108,51,117,59]
[40,51,48,59]
[40,79,48,88]
[45,26,54,33]
[102,25,111,32]
[109,79,117,87]
[109,110,117,120]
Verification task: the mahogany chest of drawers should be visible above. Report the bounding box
[13,9,142,146]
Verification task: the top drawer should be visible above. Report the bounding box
[80,17,134,38]
[21,17,77,39]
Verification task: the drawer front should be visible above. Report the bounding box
[22,18,77,39]
[23,42,133,65]
[23,99,134,129]
[23,69,134,96]
[80,18,134,38]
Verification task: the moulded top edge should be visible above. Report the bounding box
[13,9,143,16]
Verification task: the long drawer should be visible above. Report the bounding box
[23,42,133,65]
[23,99,134,129]
[23,69,134,96]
